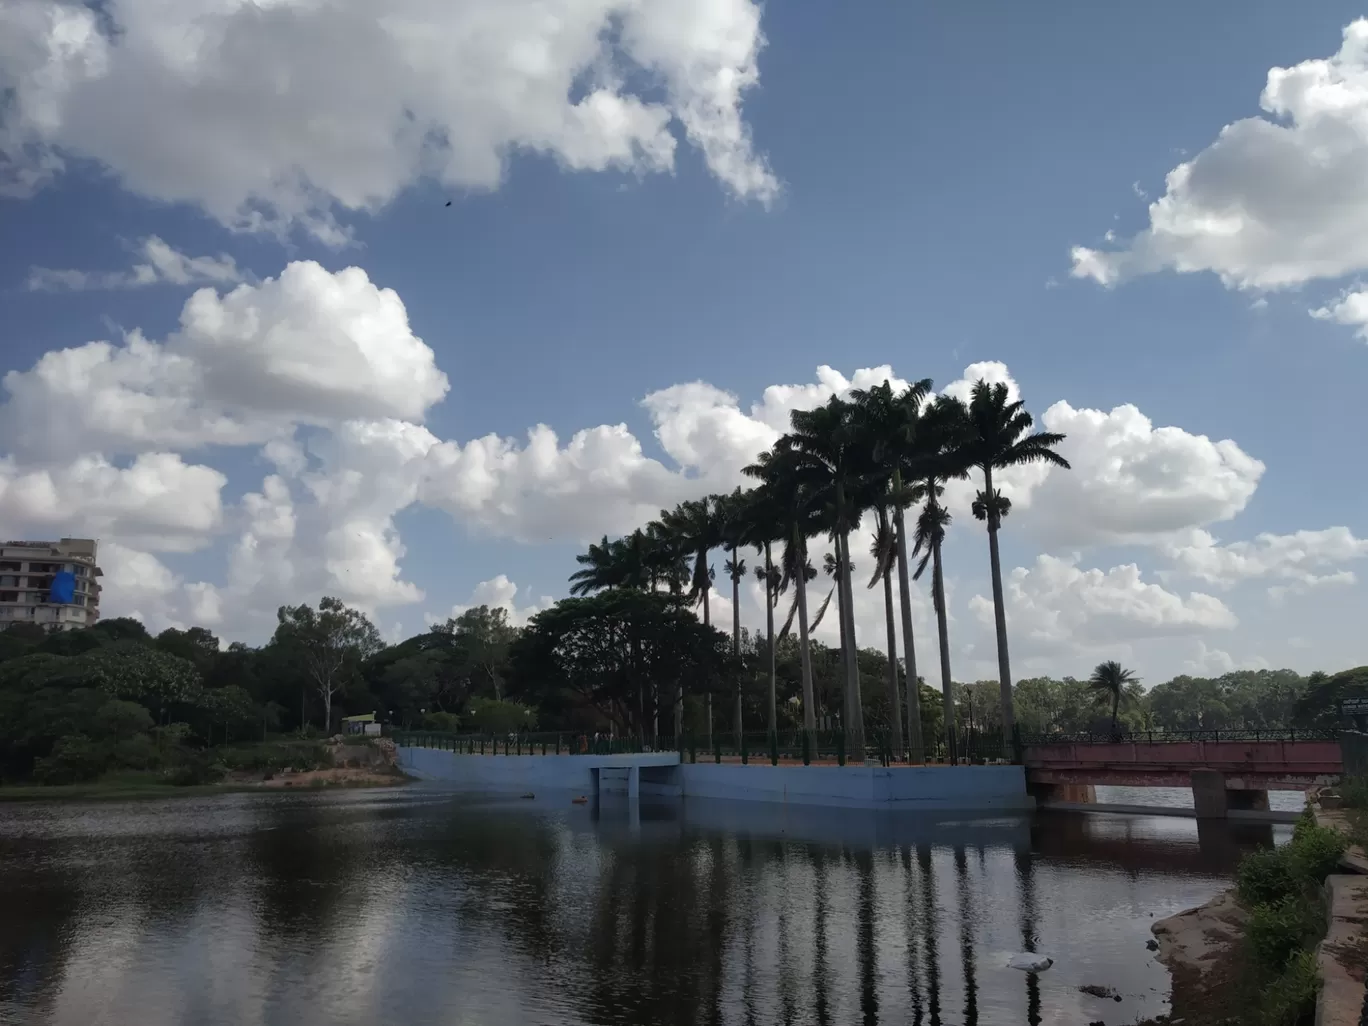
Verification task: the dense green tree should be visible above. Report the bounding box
[272,597,384,733]
[507,590,731,739]
[436,605,517,700]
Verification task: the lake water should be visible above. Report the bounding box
[0,784,1290,1026]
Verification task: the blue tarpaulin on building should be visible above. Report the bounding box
[49,571,75,605]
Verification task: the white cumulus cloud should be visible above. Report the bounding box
[26,236,243,292]
[969,555,1237,660]
[1162,526,1368,593]
[1,261,449,460]
[1071,19,1368,290]
[0,0,778,239]
[1026,401,1264,546]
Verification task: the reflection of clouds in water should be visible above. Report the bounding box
[1097,785,1306,811]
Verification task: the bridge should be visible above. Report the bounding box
[1021,730,1341,819]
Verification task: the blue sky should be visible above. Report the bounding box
[2,0,1366,683]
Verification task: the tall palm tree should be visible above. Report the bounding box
[823,549,853,683]
[1089,660,1139,733]
[850,378,933,761]
[908,395,973,761]
[960,379,1071,739]
[867,502,904,757]
[660,496,723,736]
[744,449,821,732]
[644,518,689,594]
[718,488,750,738]
[569,535,621,595]
[780,396,869,755]
[741,485,786,735]
[911,495,955,759]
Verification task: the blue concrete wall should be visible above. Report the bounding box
[399,747,1030,811]
[677,762,1030,810]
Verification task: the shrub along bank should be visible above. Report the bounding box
[1233,813,1346,1025]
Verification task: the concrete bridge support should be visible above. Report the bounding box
[1027,781,1097,805]
[1191,769,1270,819]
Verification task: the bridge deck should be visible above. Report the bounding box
[1024,738,1341,790]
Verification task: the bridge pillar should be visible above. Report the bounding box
[627,765,640,801]
[1027,781,1096,805]
[1191,769,1229,819]
[1228,788,1270,813]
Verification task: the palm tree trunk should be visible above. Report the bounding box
[838,524,865,758]
[732,551,743,739]
[881,563,904,759]
[931,527,955,765]
[1111,690,1119,734]
[893,492,924,762]
[765,540,777,735]
[983,466,1017,740]
[795,527,816,732]
[702,575,711,742]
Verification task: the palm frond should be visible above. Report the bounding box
[808,587,835,632]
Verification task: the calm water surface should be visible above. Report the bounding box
[0,785,1288,1026]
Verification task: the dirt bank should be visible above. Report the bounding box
[1134,889,1249,1026]
[234,767,408,789]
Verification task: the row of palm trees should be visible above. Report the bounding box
[568,377,1071,761]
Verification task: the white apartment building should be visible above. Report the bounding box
[0,538,102,631]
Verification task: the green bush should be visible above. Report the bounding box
[1339,775,1368,809]
[1247,894,1324,972]
[1236,846,1297,907]
[421,711,460,732]
[32,734,110,784]
[167,750,224,786]
[1287,821,1347,884]
[110,734,159,770]
[216,742,330,774]
[1258,949,1320,1026]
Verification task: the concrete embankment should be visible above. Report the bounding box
[397,746,1034,812]
[1313,803,1368,1026]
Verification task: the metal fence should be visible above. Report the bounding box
[1017,728,1339,746]
[394,727,1014,767]
[1341,730,1368,780]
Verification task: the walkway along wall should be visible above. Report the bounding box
[398,747,1032,812]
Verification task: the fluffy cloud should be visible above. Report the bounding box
[969,555,1237,662]
[1071,19,1368,290]
[419,365,914,544]
[1311,288,1368,340]
[1162,526,1368,594]
[427,575,556,630]
[1,261,448,459]
[26,236,242,292]
[97,542,221,632]
[1025,401,1264,546]
[0,0,777,238]
[0,452,224,552]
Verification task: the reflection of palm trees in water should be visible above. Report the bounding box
[1015,848,1042,1026]
[813,849,832,1026]
[954,846,978,1026]
[918,844,942,1026]
[900,846,924,1026]
[856,848,878,1026]
[776,843,798,1026]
